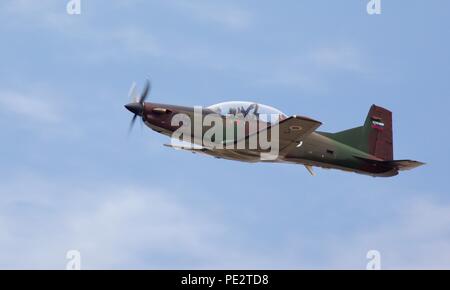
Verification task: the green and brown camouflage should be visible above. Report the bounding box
[126,99,424,177]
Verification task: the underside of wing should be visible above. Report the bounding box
[163,143,209,153]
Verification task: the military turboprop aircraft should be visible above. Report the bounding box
[124,80,424,177]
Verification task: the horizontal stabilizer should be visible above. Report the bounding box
[384,160,425,171]
[354,155,425,172]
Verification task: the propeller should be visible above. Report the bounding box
[125,79,151,133]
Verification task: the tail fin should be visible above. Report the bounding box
[328,105,393,160]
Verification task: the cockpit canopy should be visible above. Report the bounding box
[207,101,287,124]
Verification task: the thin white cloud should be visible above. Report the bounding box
[78,26,163,63]
[0,90,60,123]
[1,0,161,61]
[313,196,450,269]
[167,0,253,30]
[111,27,162,56]
[310,44,365,72]
[0,176,275,269]
[2,173,450,269]
[1,0,77,31]
[2,0,55,15]
[253,43,368,92]
[253,68,322,93]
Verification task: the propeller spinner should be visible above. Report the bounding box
[125,79,151,132]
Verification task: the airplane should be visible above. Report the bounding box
[124,80,424,177]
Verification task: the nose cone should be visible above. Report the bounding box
[125,102,143,116]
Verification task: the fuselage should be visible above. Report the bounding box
[138,102,398,177]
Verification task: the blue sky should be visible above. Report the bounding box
[0,0,449,269]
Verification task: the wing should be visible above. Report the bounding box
[223,115,322,155]
[275,115,322,153]
[258,115,322,155]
